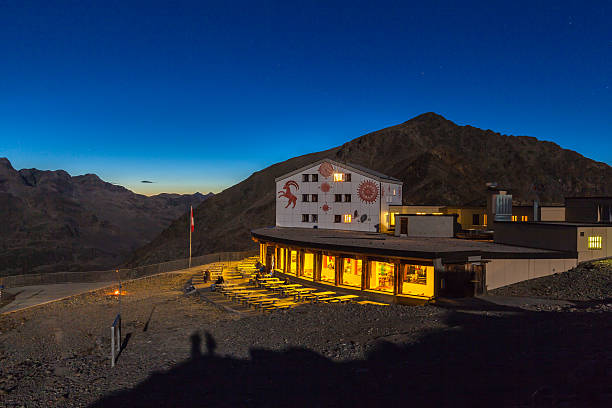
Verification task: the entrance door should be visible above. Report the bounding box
[469,264,485,295]
[400,218,408,235]
[265,247,274,272]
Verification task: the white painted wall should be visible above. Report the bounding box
[486,258,578,290]
[276,161,402,232]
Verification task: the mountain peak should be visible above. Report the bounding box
[0,157,14,170]
[407,112,452,125]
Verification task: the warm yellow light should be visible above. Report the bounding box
[512,215,518,222]
[114,290,120,295]
[483,214,488,226]
[432,212,444,215]
[333,173,344,182]
[344,214,352,223]
[390,212,396,226]
[588,236,602,249]
[416,212,426,215]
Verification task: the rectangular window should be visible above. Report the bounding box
[334,194,342,202]
[288,250,298,275]
[512,215,518,222]
[521,215,528,222]
[334,215,341,223]
[303,253,314,278]
[344,194,351,202]
[302,214,309,222]
[345,173,351,182]
[302,174,309,182]
[344,214,352,223]
[311,174,318,182]
[483,214,488,226]
[390,212,397,227]
[472,214,480,225]
[302,194,309,202]
[333,173,344,182]
[369,261,394,293]
[342,258,362,288]
[401,264,434,297]
[588,236,602,250]
[311,214,318,223]
[311,194,318,202]
[321,255,336,284]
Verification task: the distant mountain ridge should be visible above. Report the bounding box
[128,112,612,266]
[0,158,211,275]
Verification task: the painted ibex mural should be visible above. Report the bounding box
[278,180,299,208]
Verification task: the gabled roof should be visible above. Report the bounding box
[275,158,402,184]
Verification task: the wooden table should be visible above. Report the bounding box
[292,288,316,300]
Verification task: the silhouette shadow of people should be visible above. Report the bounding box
[205,331,217,356]
[190,332,202,359]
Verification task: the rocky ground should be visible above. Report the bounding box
[490,259,612,301]
[1,271,611,407]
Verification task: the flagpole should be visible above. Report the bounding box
[189,206,192,269]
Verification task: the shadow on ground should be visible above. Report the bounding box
[90,301,611,408]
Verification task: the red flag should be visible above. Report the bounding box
[190,206,194,232]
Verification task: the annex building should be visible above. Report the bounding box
[252,159,611,303]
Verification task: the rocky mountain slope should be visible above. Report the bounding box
[0,158,211,275]
[128,112,612,266]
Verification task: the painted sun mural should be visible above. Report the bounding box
[320,182,330,192]
[357,180,378,203]
[318,162,334,178]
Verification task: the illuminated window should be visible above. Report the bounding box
[483,214,488,226]
[303,253,314,278]
[369,261,394,293]
[393,189,397,195]
[512,216,518,222]
[588,236,602,250]
[521,216,528,222]
[333,173,344,182]
[432,212,444,215]
[342,258,362,287]
[321,255,335,283]
[390,212,397,226]
[288,251,298,275]
[343,214,352,223]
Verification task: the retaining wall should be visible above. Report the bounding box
[0,250,258,288]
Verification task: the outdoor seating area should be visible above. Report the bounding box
[216,275,361,312]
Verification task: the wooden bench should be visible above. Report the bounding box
[318,295,360,303]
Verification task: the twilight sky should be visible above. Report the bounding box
[0,1,610,195]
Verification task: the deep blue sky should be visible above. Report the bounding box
[1,1,610,195]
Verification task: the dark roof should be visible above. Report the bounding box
[251,227,575,263]
[275,159,402,183]
[496,221,612,227]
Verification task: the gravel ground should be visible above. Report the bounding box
[1,272,611,407]
[490,259,612,301]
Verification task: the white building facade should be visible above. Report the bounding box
[275,159,402,232]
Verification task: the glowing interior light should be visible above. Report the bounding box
[416,212,426,215]
[344,214,352,223]
[432,212,444,215]
[333,173,344,182]
[588,236,602,249]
